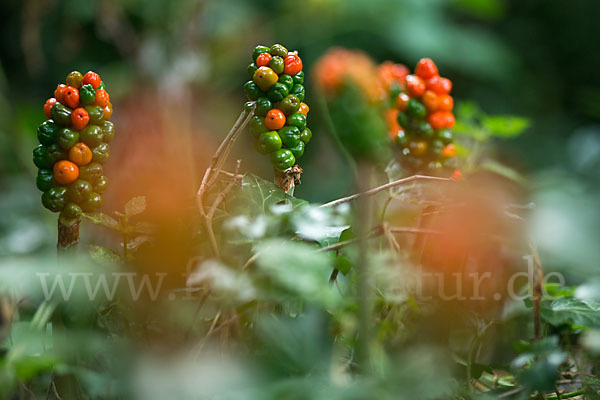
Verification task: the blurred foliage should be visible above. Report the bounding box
[1,0,600,399]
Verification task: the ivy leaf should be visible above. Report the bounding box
[255,239,339,308]
[224,173,307,218]
[83,213,120,231]
[482,115,529,138]
[124,196,147,216]
[541,297,600,328]
[88,245,122,266]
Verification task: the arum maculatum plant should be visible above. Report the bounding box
[34,71,114,251]
[387,58,461,180]
[244,43,311,193]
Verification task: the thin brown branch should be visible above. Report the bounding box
[317,225,443,253]
[207,160,241,222]
[195,107,254,258]
[320,175,454,208]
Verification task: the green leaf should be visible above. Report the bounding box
[223,173,307,218]
[124,196,147,216]
[13,354,60,380]
[88,245,122,266]
[255,239,340,308]
[482,115,529,138]
[335,254,353,275]
[83,212,120,231]
[541,297,600,328]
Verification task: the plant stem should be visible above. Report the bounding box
[196,107,254,258]
[546,390,584,400]
[529,242,544,340]
[355,164,373,373]
[57,218,80,254]
[320,174,453,208]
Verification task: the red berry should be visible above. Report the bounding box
[54,84,67,103]
[426,76,452,95]
[451,170,462,181]
[405,74,426,97]
[63,86,80,109]
[82,71,101,89]
[428,111,455,130]
[44,98,57,118]
[94,89,110,108]
[256,53,272,67]
[415,58,438,79]
[283,54,303,76]
[71,108,89,131]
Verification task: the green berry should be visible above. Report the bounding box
[286,112,306,131]
[278,74,293,91]
[37,120,59,146]
[269,56,285,74]
[267,82,289,103]
[92,142,110,163]
[244,80,261,101]
[269,44,288,58]
[278,126,301,148]
[57,128,79,150]
[278,95,301,116]
[50,103,72,126]
[249,115,268,138]
[257,131,282,154]
[252,45,270,62]
[255,97,272,117]
[289,84,305,101]
[300,128,312,144]
[270,149,295,171]
[36,169,55,191]
[42,187,67,212]
[80,125,104,147]
[84,105,104,125]
[292,71,304,85]
[289,141,305,159]
[33,145,52,169]
[79,84,96,105]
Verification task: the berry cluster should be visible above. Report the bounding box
[33,71,114,220]
[391,58,459,177]
[244,44,311,171]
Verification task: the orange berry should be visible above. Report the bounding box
[283,54,302,76]
[438,94,453,111]
[451,169,462,181]
[264,109,286,130]
[54,84,67,103]
[385,109,400,140]
[44,98,57,118]
[68,142,93,166]
[426,76,452,95]
[53,160,79,185]
[405,74,426,97]
[441,143,456,158]
[256,53,272,67]
[63,86,80,108]
[428,111,455,130]
[396,92,410,111]
[298,102,309,116]
[421,90,438,112]
[415,58,438,79]
[82,71,101,89]
[71,108,90,131]
[104,103,113,120]
[94,89,110,108]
